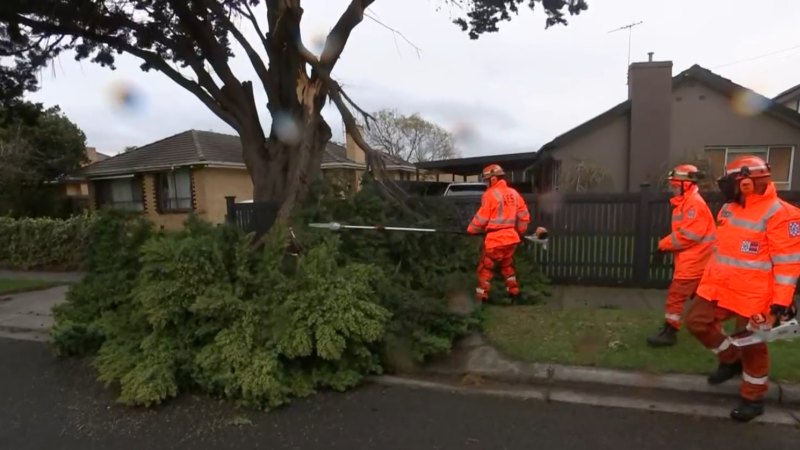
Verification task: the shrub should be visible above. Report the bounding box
[51,210,153,356]
[54,217,392,409]
[0,213,94,270]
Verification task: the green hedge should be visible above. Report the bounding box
[0,214,95,271]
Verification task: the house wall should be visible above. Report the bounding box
[670,82,800,188]
[548,114,629,192]
[193,167,253,223]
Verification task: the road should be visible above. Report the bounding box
[1,337,799,450]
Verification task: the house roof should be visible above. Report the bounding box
[80,129,414,177]
[774,83,800,104]
[80,129,245,177]
[538,64,800,154]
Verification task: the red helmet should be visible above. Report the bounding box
[481,164,505,180]
[667,164,702,183]
[724,155,771,180]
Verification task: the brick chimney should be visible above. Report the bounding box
[84,146,98,166]
[345,126,366,165]
[627,53,673,191]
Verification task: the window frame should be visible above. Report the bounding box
[95,175,145,212]
[704,145,794,190]
[156,168,194,213]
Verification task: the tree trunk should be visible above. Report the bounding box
[243,113,331,223]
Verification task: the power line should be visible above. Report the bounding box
[712,44,800,69]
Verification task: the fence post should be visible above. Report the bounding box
[225,196,236,224]
[632,183,652,286]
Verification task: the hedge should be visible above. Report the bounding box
[0,214,95,271]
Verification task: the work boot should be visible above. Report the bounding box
[646,323,678,347]
[707,360,742,385]
[730,398,764,422]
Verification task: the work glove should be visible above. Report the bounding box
[770,303,797,324]
[747,313,772,333]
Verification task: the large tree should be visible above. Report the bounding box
[0,0,587,218]
[0,101,87,217]
[365,109,457,163]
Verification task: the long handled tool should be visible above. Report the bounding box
[308,222,549,250]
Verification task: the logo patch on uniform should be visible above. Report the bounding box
[687,207,696,219]
[740,240,760,254]
[721,210,733,218]
[789,221,800,238]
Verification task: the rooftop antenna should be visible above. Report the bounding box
[608,21,644,67]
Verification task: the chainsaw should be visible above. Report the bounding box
[730,318,800,347]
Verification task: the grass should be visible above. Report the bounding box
[0,278,62,296]
[484,305,800,384]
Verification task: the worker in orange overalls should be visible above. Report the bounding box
[647,164,716,347]
[686,155,800,422]
[467,164,546,303]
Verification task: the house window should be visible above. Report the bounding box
[95,176,144,211]
[157,169,193,212]
[704,146,794,190]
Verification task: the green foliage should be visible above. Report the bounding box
[0,214,94,270]
[54,216,391,409]
[51,210,152,356]
[0,101,88,218]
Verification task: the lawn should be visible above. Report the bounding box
[484,305,800,384]
[0,278,61,296]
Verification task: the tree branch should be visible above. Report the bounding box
[12,14,240,132]
[319,0,376,72]
[166,0,244,97]
[207,1,271,97]
[295,39,410,206]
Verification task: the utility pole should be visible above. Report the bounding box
[608,21,644,67]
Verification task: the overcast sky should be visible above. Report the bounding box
[25,0,800,158]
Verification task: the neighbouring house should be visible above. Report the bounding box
[76,129,417,229]
[421,53,800,193]
[321,130,418,191]
[774,82,800,113]
[60,146,111,198]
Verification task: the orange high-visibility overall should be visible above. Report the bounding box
[657,185,716,329]
[687,182,800,401]
[467,180,531,301]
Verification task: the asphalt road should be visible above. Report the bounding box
[2,337,799,450]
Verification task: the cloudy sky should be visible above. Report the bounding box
[25,0,800,158]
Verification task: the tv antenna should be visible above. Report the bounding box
[609,21,643,66]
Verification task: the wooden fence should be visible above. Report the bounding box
[224,188,800,289]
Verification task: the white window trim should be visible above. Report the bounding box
[709,146,795,189]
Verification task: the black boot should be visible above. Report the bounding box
[707,360,742,385]
[646,323,678,347]
[730,398,764,422]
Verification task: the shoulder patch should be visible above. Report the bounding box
[687,206,696,219]
[789,221,800,238]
